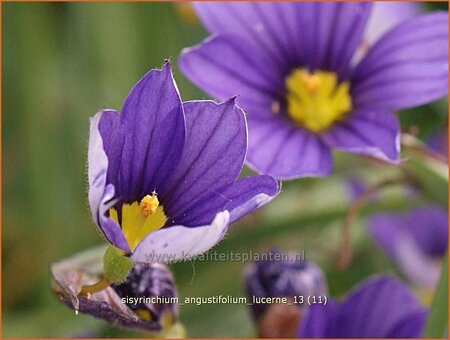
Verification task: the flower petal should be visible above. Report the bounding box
[225,176,279,224]
[336,276,425,337]
[395,236,441,289]
[297,300,340,338]
[364,2,421,47]
[88,111,130,253]
[98,185,130,253]
[352,12,449,110]
[179,33,282,111]
[299,276,425,337]
[351,2,421,66]
[115,63,186,202]
[314,2,372,79]
[171,175,279,227]
[98,109,126,190]
[367,213,404,259]
[384,310,428,338]
[192,2,299,72]
[163,99,247,218]
[246,116,332,179]
[368,206,447,288]
[406,205,448,257]
[322,108,400,162]
[88,111,110,220]
[192,2,372,79]
[131,211,230,263]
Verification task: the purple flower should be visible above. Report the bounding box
[88,62,279,261]
[368,205,448,288]
[180,3,448,179]
[298,275,427,338]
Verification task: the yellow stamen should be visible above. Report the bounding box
[140,191,159,216]
[285,68,352,132]
[109,192,167,251]
[301,72,321,92]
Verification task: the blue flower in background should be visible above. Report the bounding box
[180,2,448,179]
[298,275,427,338]
[88,62,279,262]
[368,205,448,289]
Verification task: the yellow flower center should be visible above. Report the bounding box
[109,191,167,251]
[285,68,352,132]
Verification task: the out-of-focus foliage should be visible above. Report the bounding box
[2,2,447,338]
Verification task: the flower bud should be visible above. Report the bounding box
[112,262,178,331]
[51,246,181,335]
[244,249,327,337]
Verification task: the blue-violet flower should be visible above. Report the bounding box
[88,62,279,262]
[180,2,448,179]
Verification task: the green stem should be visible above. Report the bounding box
[423,251,448,338]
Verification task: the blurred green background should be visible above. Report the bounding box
[2,2,448,338]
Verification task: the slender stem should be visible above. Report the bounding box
[422,252,448,338]
[337,178,405,271]
[79,277,111,296]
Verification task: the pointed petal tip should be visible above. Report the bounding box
[161,59,174,75]
[183,96,246,121]
[131,60,175,91]
[224,96,246,116]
